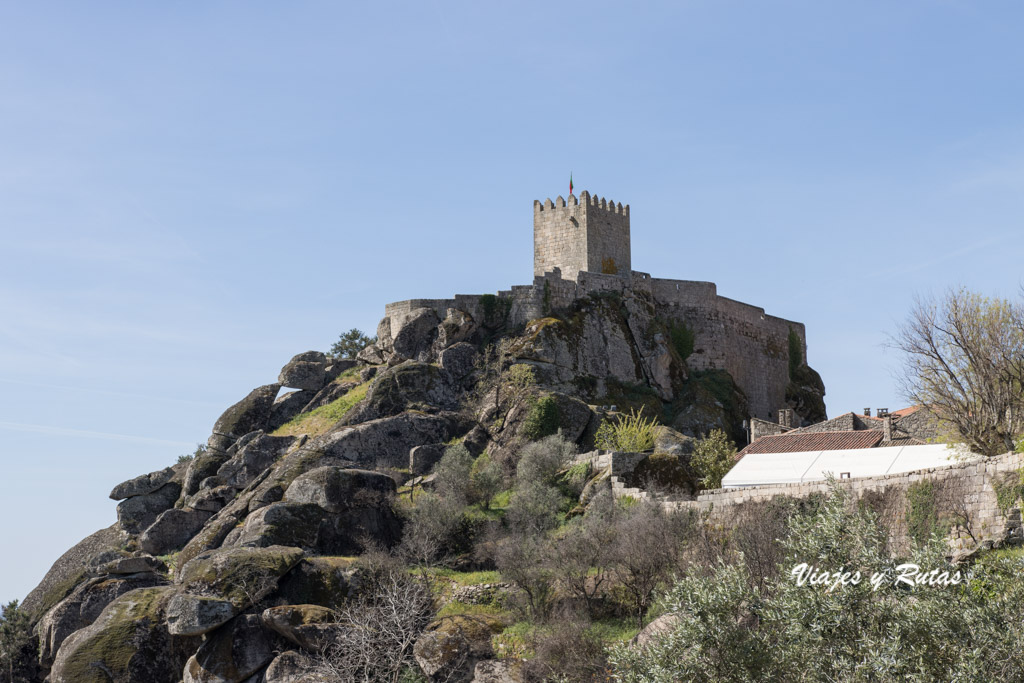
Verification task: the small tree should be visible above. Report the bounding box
[399,492,465,568]
[892,288,1024,456]
[611,502,688,628]
[515,433,578,485]
[329,328,376,359]
[690,428,737,490]
[317,556,435,682]
[506,481,564,535]
[0,601,32,683]
[431,443,474,504]
[470,452,503,509]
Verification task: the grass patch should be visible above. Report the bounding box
[588,617,641,644]
[418,568,502,586]
[436,601,513,620]
[272,381,370,437]
[493,621,536,659]
[332,366,362,384]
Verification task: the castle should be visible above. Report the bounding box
[382,191,813,421]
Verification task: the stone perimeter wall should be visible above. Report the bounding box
[684,450,1024,552]
[383,269,805,420]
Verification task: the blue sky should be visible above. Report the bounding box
[2,1,1023,604]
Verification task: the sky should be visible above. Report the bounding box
[2,1,1024,605]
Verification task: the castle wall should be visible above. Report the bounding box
[383,269,807,421]
[646,276,805,421]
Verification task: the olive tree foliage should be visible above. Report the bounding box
[892,288,1024,456]
[431,443,474,504]
[689,428,737,490]
[329,327,377,359]
[515,432,578,484]
[609,481,1024,682]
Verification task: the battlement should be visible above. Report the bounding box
[534,191,629,216]
[533,189,631,281]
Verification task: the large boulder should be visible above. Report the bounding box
[22,525,124,619]
[318,411,461,470]
[275,557,360,610]
[288,467,401,554]
[268,390,317,432]
[439,342,478,380]
[183,614,278,683]
[218,433,297,490]
[414,615,505,681]
[278,351,329,391]
[115,482,182,535]
[473,660,524,683]
[212,383,282,447]
[342,361,459,424]
[378,307,440,362]
[264,650,330,683]
[631,613,680,648]
[435,308,478,351]
[235,502,324,550]
[109,467,176,500]
[37,572,168,665]
[49,586,199,683]
[261,604,338,651]
[410,444,445,476]
[139,507,213,555]
[284,467,395,513]
[169,545,305,636]
[165,594,238,637]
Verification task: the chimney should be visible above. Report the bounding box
[778,408,794,428]
[864,407,871,417]
[883,415,893,442]
[877,408,889,418]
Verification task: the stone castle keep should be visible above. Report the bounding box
[382,191,812,421]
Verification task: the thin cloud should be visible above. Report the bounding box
[0,420,195,448]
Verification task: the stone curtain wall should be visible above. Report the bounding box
[676,450,1024,553]
[382,268,807,420]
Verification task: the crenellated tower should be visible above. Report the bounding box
[533,190,630,282]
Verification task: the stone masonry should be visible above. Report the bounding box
[533,191,631,281]
[381,192,810,420]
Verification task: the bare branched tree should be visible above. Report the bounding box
[317,562,435,683]
[892,288,1024,456]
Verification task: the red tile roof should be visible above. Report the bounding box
[738,430,883,457]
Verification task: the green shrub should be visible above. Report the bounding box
[470,452,504,509]
[788,327,802,378]
[177,442,207,465]
[905,480,944,545]
[668,321,695,361]
[993,468,1024,514]
[522,395,561,441]
[595,408,658,453]
[690,429,736,490]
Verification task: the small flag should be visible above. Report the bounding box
[569,173,573,196]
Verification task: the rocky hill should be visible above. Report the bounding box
[11,288,825,682]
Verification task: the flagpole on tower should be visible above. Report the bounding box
[569,172,573,197]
